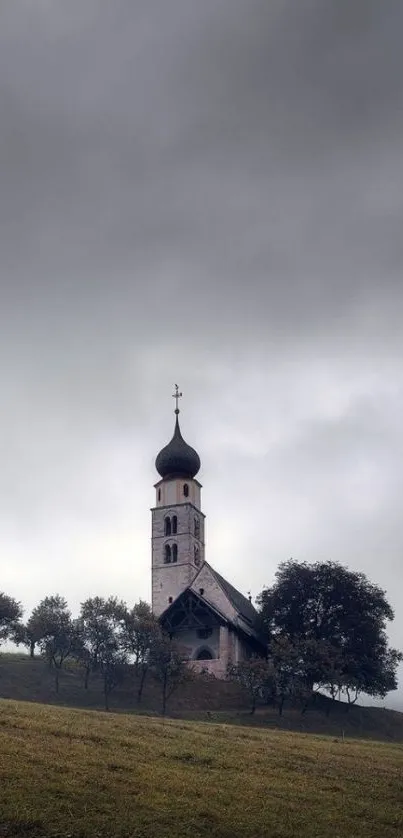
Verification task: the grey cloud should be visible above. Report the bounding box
[0,2,402,703]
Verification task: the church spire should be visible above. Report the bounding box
[172,383,182,415]
[155,386,201,480]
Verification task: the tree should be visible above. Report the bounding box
[0,593,23,649]
[227,657,272,714]
[98,644,127,711]
[20,610,49,657]
[336,644,402,706]
[75,596,127,709]
[149,631,192,716]
[119,600,159,701]
[31,595,77,692]
[268,636,311,715]
[76,596,125,689]
[258,560,402,703]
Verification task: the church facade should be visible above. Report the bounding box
[151,388,264,677]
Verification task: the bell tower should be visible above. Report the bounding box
[151,386,205,617]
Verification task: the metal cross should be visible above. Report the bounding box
[172,384,183,413]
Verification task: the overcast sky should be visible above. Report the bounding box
[1,1,402,706]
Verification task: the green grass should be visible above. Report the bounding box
[1,654,403,745]
[1,699,403,837]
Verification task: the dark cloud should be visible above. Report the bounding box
[0,1,402,704]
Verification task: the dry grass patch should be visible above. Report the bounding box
[0,699,403,837]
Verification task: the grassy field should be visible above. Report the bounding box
[2,653,403,744]
[1,699,403,838]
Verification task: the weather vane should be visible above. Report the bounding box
[172,384,182,414]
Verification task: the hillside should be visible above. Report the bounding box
[1,653,403,744]
[1,699,403,837]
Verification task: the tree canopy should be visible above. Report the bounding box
[257,560,401,702]
[27,595,79,691]
[0,592,23,647]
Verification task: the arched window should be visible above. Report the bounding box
[183,483,189,497]
[164,517,171,536]
[172,515,177,534]
[195,648,213,661]
[194,516,200,538]
[164,544,171,564]
[157,488,161,502]
[172,543,178,563]
[194,545,200,567]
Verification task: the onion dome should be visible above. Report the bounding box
[156,414,201,480]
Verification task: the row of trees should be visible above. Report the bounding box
[1,560,401,716]
[230,561,402,714]
[0,593,189,713]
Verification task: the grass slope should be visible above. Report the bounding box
[1,699,403,838]
[1,654,403,745]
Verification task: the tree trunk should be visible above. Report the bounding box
[162,673,167,716]
[278,696,285,716]
[104,679,109,712]
[84,666,90,690]
[138,665,148,702]
[29,641,35,658]
[55,668,59,694]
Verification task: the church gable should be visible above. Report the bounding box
[190,563,238,624]
[159,588,228,665]
[160,587,227,634]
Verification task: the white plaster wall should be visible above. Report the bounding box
[173,626,220,660]
[152,563,194,617]
[236,635,253,662]
[154,478,202,509]
[190,565,237,624]
[188,629,255,679]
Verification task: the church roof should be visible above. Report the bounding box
[161,587,229,633]
[155,414,201,480]
[159,562,264,646]
[204,563,262,634]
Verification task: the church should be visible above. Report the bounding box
[151,387,264,677]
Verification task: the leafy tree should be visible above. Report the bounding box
[227,657,272,714]
[296,639,346,714]
[76,596,126,689]
[19,610,50,658]
[98,644,127,711]
[20,598,69,659]
[12,621,29,650]
[0,593,23,649]
[120,600,159,701]
[337,644,402,706]
[258,560,402,703]
[149,632,192,716]
[75,596,127,709]
[268,636,311,715]
[31,595,77,692]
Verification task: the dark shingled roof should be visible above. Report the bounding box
[206,563,261,633]
[155,415,200,480]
